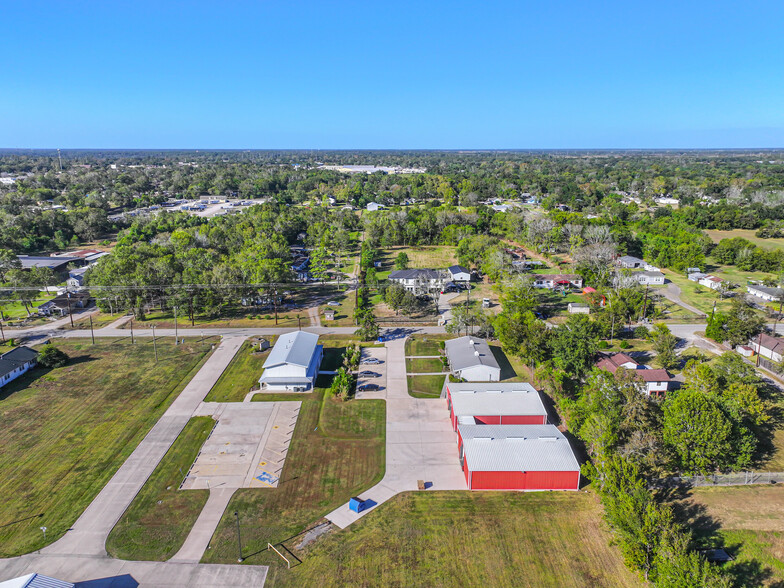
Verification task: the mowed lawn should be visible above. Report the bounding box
[204,338,274,402]
[202,383,385,565]
[0,338,213,556]
[405,334,450,357]
[106,417,213,560]
[681,486,784,586]
[268,491,642,588]
[408,374,446,398]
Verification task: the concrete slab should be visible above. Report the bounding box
[170,487,236,563]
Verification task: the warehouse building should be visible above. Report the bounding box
[446,382,548,430]
[459,424,581,490]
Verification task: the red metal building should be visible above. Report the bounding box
[458,424,581,491]
[446,382,548,430]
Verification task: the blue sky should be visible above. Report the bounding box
[1,0,783,148]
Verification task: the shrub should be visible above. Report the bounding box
[618,340,631,349]
[438,340,446,350]
[38,344,69,368]
[633,326,649,340]
[597,340,609,350]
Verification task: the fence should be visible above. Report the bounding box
[653,471,784,488]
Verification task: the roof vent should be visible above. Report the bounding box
[474,351,480,357]
[469,339,475,345]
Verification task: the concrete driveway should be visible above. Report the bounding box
[356,346,387,398]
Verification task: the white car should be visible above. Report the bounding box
[327,301,340,306]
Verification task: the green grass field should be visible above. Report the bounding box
[682,486,784,587]
[202,385,385,565]
[706,229,784,252]
[0,338,213,557]
[406,357,446,373]
[267,491,641,588]
[106,417,213,560]
[407,374,446,398]
[320,291,357,326]
[204,339,274,402]
[405,335,449,356]
[66,312,121,330]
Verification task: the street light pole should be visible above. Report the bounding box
[234,511,244,562]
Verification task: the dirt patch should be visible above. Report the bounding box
[294,521,334,550]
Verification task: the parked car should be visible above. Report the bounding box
[327,301,340,306]
[359,370,381,378]
[358,383,380,391]
[361,357,383,365]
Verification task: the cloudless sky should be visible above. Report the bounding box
[2,0,783,148]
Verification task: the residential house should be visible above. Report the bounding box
[699,274,724,291]
[366,202,385,211]
[688,272,707,282]
[388,269,446,295]
[635,270,666,286]
[750,333,784,363]
[747,284,784,302]
[532,274,583,289]
[0,346,39,388]
[445,336,501,382]
[567,302,590,314]
[448,265,471,282]
[259,331,323,391]
[37,291,92,317]
[595,352,672,396]
[67,266,89,289]
[655,197,680,206]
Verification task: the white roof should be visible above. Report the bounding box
[445,337,501,373]
[461,425,580,472]
[0,575,74,588]
[262,331,319,369]
[447,383,546,417]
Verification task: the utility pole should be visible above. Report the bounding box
[89,315,95,344]
[640,285,649,323]
[66,291,74,328]
[130,318,134,344]
[174,306,178,344]
[152,325,158,362]
[297,315,302,330]
[0,319,5,344]
[234,511,244,563]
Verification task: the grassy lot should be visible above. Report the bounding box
[706,229,784,252]
[204,338,275,402]
[407,374,446,398]
[202,384,385,565]
[320,290,356,327]
[663,270,737,315]
[406,357,446,373]
[0,338,213,557]
[124,308,303,329]
[106,417,213,560]
[268,491,641,588]
[490,344,529,382]
[376,245,458,274]
[66,311,121,330]
[405,334,450,356]
[680,486,784,586]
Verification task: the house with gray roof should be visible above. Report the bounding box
[444,336,501,381]
[259,331,323,391]
[0,346,38,388]
[747,284,784,302]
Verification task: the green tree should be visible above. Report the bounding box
[550,315,599,379]
[651,323,678,369]
[653,528,731,588]
[394,251,410,270]
[663,391,733,474]
[38,344,69,368]
[383,283,407,315]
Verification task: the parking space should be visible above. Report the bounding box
[356,346,387,399]
[182,401,300,490]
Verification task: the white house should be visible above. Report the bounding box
[448,265,471,282]
[531,274,583,289]
[0,346,39,388]
[655,197,680,206]
[445,336,501,382]
[388,269,445,295]
[366,202,385,211]
[595,352,671,396]
[688,271,707,282]
[567,302,590,314]
[750,333,784,363]
[699,274,724,291]
[259,331,323,391]
[635,270,666,286]
[747,284,784,302]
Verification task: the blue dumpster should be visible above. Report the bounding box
[378,336,384,343]
[349,497,365,513]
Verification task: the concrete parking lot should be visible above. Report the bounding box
[355,346,387,399]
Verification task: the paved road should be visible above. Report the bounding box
[661,282,706,317]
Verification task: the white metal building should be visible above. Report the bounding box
[444,337,502,381]
[259,331,323,391]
